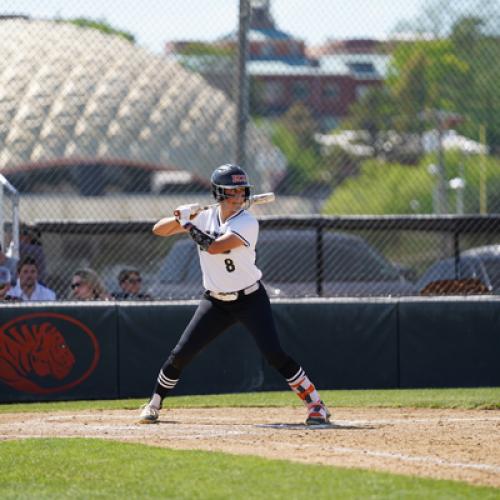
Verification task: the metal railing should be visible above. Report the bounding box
[0,174,20,260]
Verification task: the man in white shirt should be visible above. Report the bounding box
[139,164,330,426]
[9,256,56,301]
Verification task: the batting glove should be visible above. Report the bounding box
[174,205,193,228]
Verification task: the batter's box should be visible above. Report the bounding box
[255,422,368,430]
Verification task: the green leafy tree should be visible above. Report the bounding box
[389,51,428,133]
[323,158,434,215]
[389,0,500,151]
[321,146,361,185]
[272,103,338,195]
[341,38,467,165]
[323,152,500,215]
[272,122,320,194]
[388,39,468,121]
[64,18,136,43]
[177,42,234,57]
[280,103,318,150]
[449,17,500,152]
[391,0,500,39]
[344,88,397,153]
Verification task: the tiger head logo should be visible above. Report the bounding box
[0,321,76,393]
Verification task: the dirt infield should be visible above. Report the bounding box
[0,407,499,488]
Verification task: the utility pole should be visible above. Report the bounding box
[435,113,448,214]
[234,0,250,167]
[427,109,462,214]
[479,124,487,214]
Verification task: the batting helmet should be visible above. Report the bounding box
[211,164,252,202]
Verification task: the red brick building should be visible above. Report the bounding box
[166,0,390,130]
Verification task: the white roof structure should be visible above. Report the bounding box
[0,18,285,190]
[247,53,391,79]
[316,129,489,157]
[319,54,391,78]
[422,130,489,155]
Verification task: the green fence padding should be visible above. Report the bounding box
[118,303,263,397]
[399,298,500,388]
[0,304,118,402]
[263,300,399,390]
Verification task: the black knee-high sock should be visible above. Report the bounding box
[150,365,181,407]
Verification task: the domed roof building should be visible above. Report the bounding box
[0,17,285,199]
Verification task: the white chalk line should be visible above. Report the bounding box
[39,413,500,427]
[0,429,252,440]
[340,416,500,426]
[276,442,500,473]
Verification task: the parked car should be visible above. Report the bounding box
[416,245,500,294]
[149,229,416,299]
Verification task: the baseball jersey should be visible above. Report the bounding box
[192,206,262,292]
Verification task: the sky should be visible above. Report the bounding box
[4,0,426,54]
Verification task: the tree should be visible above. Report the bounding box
[272,103,336,196]
[280,103,318,150]
[449,16,500,152]
[391,0,500,39]
[63,18,136,43]
[390,51,428,133]
[322,152,500,215]
[344,87,397,154]
[388,39,467,118]
[176,42,234,57]
[388,1,500,151]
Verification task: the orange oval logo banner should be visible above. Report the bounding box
[0,312,100,394]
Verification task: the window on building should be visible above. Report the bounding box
[347,62,376,76]
[262,80,284,103]
[322,82,340,100]
[290,43,301,57]
[261,44,274,57]
[292,81,309,100]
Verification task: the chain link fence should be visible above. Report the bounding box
[0,0,499,300]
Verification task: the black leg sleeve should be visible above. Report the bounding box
[163,295,235,373]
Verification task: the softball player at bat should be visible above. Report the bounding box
[139,164,330,425]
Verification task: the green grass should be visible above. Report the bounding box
[1,387,499,414]
[0,389,499,498]
[0,438,498,500]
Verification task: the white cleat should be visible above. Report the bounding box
[138,403,160,424]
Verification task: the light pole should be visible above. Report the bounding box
[421,109,463,214]
[435,120,448,214]
[427,163,441,214]
[449,177,465,214]
[479,124,487,214]
[234,0,251,167]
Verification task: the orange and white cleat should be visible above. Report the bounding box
[305,400,331,425]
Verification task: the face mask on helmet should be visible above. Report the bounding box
[211,164,252,202]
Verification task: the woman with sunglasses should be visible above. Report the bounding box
[112,268,152,300]
[70,268,110,301]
